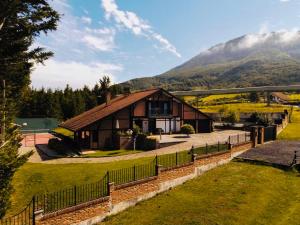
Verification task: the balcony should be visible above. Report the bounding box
[148,108,172,118]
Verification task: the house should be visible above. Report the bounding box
[60,88,213,149]
[270,92,290,103]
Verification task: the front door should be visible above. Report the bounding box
[148,119,156,133]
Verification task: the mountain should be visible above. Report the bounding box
[121,30,300,91]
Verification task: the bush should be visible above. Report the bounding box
[144,137,158,150]
[180,124,195,136]
[135,133,147,149]
[48,138,67,153]
[223,110,240,125]
[135,133,158,150]
[132,124,141,136]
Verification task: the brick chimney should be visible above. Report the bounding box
[106,91,111,105]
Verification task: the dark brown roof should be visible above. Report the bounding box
[60,88,160,131]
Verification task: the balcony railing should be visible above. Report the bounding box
[149,108,172,117]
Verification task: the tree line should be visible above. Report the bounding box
[18,77,123,121]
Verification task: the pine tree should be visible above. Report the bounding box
[0,121,32,218]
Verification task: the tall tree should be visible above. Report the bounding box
[0,0,60,109]
[0,0,59,218]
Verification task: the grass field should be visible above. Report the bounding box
[81,149,143,158]
[200,103,290,113]
[101,162,300,225]
[278,108,300,140]
[9,157,154,216]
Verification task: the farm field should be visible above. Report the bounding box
[183,93,245,104]
[199,103,290,113]
[278,108,300,140]
[9,157,154,216]
[101,162,300,225]
[288,93,300,101]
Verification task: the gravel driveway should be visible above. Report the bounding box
[23,130,246,164]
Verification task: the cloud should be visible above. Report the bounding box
[101,0,181,57]
[81,16,92,24]
[31,0,121,89]
[203,28,300,55]
[279,0,290,2]
[31,60,123,89]
[83,28,116,51]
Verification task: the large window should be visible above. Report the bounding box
[149,101,171,116]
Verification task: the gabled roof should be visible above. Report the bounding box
[60,88,160,131]
[271,92,290,102]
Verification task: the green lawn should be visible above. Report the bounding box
[200,103,290,113]
[9,157,154,216]
[101,162,300,225]
[81,149,143,158]
[278,108,300,140]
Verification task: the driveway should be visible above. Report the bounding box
[23,129,246,164]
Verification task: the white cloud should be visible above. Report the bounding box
[31,60,123,89]
[81,16,92,24]
[83,28,116,51]
[279,0,290,2]
[101,0,181,57]
[31,0,121,89]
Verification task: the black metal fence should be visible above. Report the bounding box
[0,198,35,225]
[34,176,109,214]
[192,142,229,155]
[108,160,157,186]
[157,151,193,170]
[228,133,251,146]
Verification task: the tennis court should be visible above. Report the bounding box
[21,132,54,147]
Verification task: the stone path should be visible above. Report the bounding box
[23,130,246,164]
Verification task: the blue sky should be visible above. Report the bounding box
[32,0,300,89]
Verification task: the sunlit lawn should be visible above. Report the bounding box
[81,149,143,158]
[278,108,300,140]
[101,162,300,225]
[9,157,154,216]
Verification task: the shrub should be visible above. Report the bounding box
[144,137,158,150]
[48,138,66,152]
[135,133,158,150]
[132,124,141,136]
[135,133,147,149]
[180,124,195,136]
[223,110,240,125]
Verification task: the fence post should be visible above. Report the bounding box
[229,136,231,145]
[32,196,36,225]
[155,155,158,167]
[206,143,208,154]
[237,134,239,144]
[218,141,220,152]
[133,165,136,181]
[176,152,178,165]
[74,185,77,206]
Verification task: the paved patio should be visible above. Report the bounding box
[23,129,246,164]
[236,141,300,167]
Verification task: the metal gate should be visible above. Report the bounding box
[264,126,276,142]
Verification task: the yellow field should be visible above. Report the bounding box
[199,103,290,113]
[288,94,300,101]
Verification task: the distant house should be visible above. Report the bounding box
[60,88,212,149]
[271,92,290,103]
